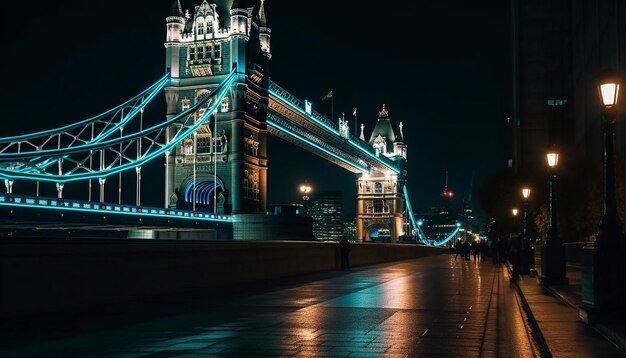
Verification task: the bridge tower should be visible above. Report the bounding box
[356,105,407,242]
[164,0,270,215]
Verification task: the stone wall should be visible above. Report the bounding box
[0,238,445,318]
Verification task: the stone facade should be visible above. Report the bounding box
[164,0,270,215]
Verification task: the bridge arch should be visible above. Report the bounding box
[177,176,227,214]
[366,223,392,243]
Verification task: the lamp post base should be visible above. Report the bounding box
[539,241,567,286]
[580,244,626,323]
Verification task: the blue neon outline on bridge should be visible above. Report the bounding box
[269,89,400,174]
[0,70,237,183]
[0,74,170,144]
[0,194,231,223]
[402,185,460,247]
[266,119,370,173]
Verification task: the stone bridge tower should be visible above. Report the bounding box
[163,0,271,215]
[356,105,407,242]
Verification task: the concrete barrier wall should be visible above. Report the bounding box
[0,238,445,318]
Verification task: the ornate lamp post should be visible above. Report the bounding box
[510,207,521,279]
[299,183,312,215]
[521,187,535,276]
[580,72,624,323]
[540,149,567,285]
[299,183,312,202]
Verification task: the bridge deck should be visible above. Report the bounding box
[0,255,563,357]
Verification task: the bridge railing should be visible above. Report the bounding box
[268,81,399,173]
[0,193,232,222]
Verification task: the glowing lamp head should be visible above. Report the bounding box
[417,220,424,226]
[598,72,621,109]
[512,208,519,216]
[522,187,531,199]
[299,184,311,194]
[546,151,559,168]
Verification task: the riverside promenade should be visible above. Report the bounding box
[1,254,624,357]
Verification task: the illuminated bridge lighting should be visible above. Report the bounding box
[269,90,340,135]
[0,194,231,223]
[267,119,370,173]
[0,73,170,144]
[269,90,400,175]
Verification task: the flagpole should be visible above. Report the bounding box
[331,96,334,122]
[354,111,357,136]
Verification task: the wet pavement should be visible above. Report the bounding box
[514,259,626,357]
[2,255,542,357]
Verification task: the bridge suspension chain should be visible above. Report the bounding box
[0,69,236,184]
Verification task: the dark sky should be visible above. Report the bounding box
[2,0,511,218]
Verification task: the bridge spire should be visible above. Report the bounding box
[169,0,183,16]
[359,123,365,141]
[258,0,272,58]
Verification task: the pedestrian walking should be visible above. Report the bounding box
[454,240,463,261]
[339,235,350,271]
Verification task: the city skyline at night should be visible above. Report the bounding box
[2,0,512,218]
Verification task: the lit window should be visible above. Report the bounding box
[197,135,211,153]
[181,98,191,112]
[197,19,205,35]
[221,96,229,112]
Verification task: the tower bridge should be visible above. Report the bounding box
[0,0,448,245]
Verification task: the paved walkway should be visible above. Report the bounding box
[2,255,540,357]
[513,260,626,358]
[4,255,623,357]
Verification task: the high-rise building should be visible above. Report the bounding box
[510,0,625,172]
[309,191,343,241]
[509,0,625,241]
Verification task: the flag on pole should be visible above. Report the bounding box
[321,89,333,101]
[352,107,357,116]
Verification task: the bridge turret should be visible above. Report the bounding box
[356,104,407,243]
[258,0,271,58]
[230,0,251,39]
[165,0,186,77]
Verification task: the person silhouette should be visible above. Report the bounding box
[339,235,351,271]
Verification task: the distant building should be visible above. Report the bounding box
[343,215,357,241]
[309,191,343,241]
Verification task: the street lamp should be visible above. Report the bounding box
[596,72,622,249]
[540,148,567,286]
[521,187,534,275]
[510,207,521,280]
[299,183,312,202]
[580,71,624,323]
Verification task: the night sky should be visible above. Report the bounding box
[2,0,511,219]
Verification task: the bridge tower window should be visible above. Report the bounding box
[375,182,383,194]
[214,43,221,59]
[197,46,205,60]
[181,98,190,112]
[188,47,196,61]
[207,18,214,35]
[197,134,211,153]
[221,96,229,112]
[197,18,205,35]
[183,138,193,155]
